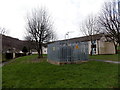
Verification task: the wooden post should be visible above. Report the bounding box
[12,48,16,59]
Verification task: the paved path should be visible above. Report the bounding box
[90,59,120,64]
[0,59,16,67]
[0,62,8,67]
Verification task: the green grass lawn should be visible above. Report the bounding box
[2,55,119,88]
[89,54,119,61]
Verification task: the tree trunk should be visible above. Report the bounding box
[90,35,93,56]
[90,42,93,56]
[37,49,41,58]
[39,44,43,58]
[90,47,93,56]
[97,40,99,55]
[113,41,118,54]
[40,47,43,58]
[114,44,118,54]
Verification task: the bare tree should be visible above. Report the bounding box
[25,7,56,58]
[98,0,120,54]
[80,15,101,55]
[24,35,35,54]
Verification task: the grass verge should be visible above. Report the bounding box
[89,54,119,61]
[2,55,119,88]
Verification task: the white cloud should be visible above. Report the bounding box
[0,0,107,40]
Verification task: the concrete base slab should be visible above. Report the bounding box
[47,59,88,65]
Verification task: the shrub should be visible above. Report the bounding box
[22,46,28,54]
[5,53,13,59]
[15,53,23,58]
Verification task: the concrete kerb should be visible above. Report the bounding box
[90,59,120,64]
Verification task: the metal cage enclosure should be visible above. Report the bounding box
[47,40,88,64]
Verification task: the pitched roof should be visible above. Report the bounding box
[48,34,104,44]
[65,34,103,42]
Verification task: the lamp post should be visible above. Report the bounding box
[65,32,69,39]
[65,31,74,62]
[118,0,120,20]
[65,31,74,39]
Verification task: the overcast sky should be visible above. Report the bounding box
[0,0,109,40]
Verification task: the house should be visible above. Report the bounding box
[48,34,115,55]
[30,46,47,55]
[1,33,115,56]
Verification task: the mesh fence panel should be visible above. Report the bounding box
[48,41,88,62]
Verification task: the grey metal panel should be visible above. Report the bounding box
[47,40,88,62]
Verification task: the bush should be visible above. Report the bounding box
[15,53,23,58]
[15,53,27,58]
[5,53,13,59]
[22,46,28,54]
[2,52,30,62]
